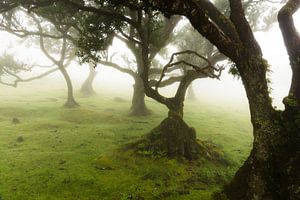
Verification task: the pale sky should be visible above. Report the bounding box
[0,11,299,110]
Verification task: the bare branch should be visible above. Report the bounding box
[155,50,215,90]
[98,60,136,77]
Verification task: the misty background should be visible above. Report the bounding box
[1,14,299,110]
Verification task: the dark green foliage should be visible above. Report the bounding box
[228,63,240,78]
[76,12,124,63]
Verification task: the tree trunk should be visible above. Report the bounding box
[136,102,200,160]
[278,0,300,105]
[160,108,199,159]
[222,114,299,200]
[218,59,300,200]
[80,65,97,96]
[221,2,300,199]
[59,66,79,108]
[186,83,197,100]
[130,75,151,116]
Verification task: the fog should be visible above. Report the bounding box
[1,1,300,200]
[1,13,299,110]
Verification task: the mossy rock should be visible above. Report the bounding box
[94,155,115,170]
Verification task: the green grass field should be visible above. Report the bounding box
[0,88,252,200]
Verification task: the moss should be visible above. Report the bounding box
[283,95,299,108]
[212,192,230,200]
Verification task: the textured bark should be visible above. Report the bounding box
[278,0,300,104]
[130,76,151,116]
[220,45,299,200]
[80,65,97,96]
[60,66,79,108]
[222,96,300,200]
[156,110,199,160]
[137,106,200,160]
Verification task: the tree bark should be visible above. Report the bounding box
[137,103,200,160]
[159,108,199,160]
[130,75,151,116]
[80,65,97,96]
[221,52,299,200]
[59,66,79,108]
[278,0,300,105]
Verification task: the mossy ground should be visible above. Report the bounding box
[0,87,252,200]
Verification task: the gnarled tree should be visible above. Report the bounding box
[80,64,98,96]
[0,8,79,108]
[142,0,300,199]
[75,5,181,116]
[0,52,59,87]
[139,49,223,159]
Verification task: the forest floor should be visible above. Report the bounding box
[0,89,252,200]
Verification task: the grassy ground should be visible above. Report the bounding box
[0,88,252,200]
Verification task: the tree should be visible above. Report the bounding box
[0,46,60,88]
[0,53,30,87]
[141,0,300,199]
[76,6,181,116]
[27,4,101,98]
[48,1,225,159]
[80,64,98,96]
[0,8,80,108]
[168,22,225,101]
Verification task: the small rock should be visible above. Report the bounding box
[113,97,126,103]
[59,160,66,165]
[16,136,24,142]
[95,166,114,171]
[12,117,20,124]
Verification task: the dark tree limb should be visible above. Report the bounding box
[59,0,138,28]
[155,50,222,91]
[278,0,300,104]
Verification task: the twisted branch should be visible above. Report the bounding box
[155,50,222,90]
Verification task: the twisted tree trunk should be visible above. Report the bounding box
[80,65,97,96]
[221,58,285,200]
[137,102,200,160]
[59,66,79,108]
[222,2,300,196]
[186,83,197,100]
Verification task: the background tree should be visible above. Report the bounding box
[0,9,79,108]
[0,52,59,87]
[80,64,98,96]
[30,5,101,98]
[76,6,181,116]
[47,1,227,159]
[0,53,29,87]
